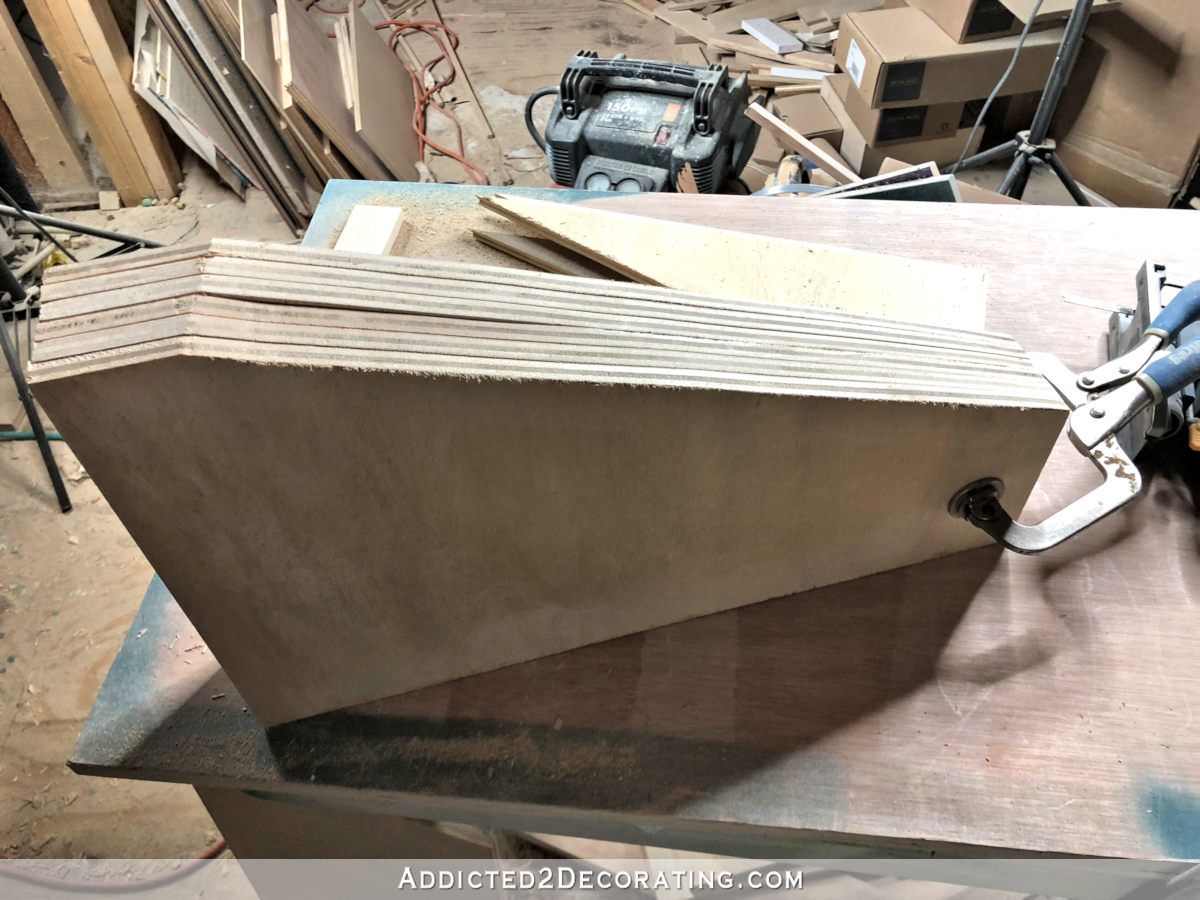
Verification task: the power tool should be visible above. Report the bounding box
[525,51,760,194]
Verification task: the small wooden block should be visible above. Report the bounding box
[98,190,121,211]
[742,18,806,54]
[334,204,408,255]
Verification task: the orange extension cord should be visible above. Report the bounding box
[302,0,489,184]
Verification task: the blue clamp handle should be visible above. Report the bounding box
[1142,338,1200,399]
[1149,280,1200,342]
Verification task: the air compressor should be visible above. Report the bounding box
[525,51,760,194]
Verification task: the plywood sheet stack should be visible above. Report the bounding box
[30,236,1064,725]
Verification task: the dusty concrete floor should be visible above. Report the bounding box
[0,0,1102,860]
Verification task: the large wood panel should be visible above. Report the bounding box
[33,240,1062,725]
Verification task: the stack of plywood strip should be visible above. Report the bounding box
[30,238,1064,725]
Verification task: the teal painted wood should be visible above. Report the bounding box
[301,181,598,250]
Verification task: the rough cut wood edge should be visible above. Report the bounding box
[471,231,626,280]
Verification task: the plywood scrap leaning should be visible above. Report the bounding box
[24,0,180,206]
[478,194,984,328]
[31,238,1063,725]
[346,5,419,180]
[276,0,390,181]
[142,0,313,229]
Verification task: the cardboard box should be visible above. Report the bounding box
[836,7,1065,107]
[822,73,967,146]
[909,0,1121,44]
[824,78,984,177]
[1055,0,1200,207]
[772,92,843,143]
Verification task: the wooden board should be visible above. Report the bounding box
[707,0,799,33]
[745,103,861,183]
[276,0,390,181]
[478,194,983,327]
[334,203,408,254]
[237,0,282,107]
[32,239,1061,725]
[471,231,626,279]
[346,5,419,180]
[0,2,92,201]
[24,0,180,206]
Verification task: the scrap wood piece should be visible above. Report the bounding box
[276,0,390,180]
[148,0,313,228]
[24,0,179,205]
[0,2,92,199]
[741,18,805,54]
[675,163,699,194]
[724,41,837,72]
[745,103,860,185]
[471,231,625,280]
[478,193,985,328]
[706,0,798,33]
[347,5,420,180]
[335,204,410,255]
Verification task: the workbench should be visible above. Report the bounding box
[70,184,1200,872]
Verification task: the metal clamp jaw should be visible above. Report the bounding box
[950,263,1200,554]
[948,354,1142,554]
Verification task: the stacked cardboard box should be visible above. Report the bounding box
[825,4,1084,176]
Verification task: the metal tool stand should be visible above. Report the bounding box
[951,0,1094,204]
[0,254,70,512]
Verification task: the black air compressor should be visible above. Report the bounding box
[526,51,760,194]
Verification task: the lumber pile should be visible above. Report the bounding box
[21,0,180,207]
[122,0,425,229]
[642,0,867,82]
[30,237,1065,724]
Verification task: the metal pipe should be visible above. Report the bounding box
[1027,0,1094,144]
[0,255,70,512]
[0,204,162,248]
[13,242,55,279]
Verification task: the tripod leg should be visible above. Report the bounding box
[951,138,1019,173]
[998,153,1033,199]
[1046,150,1092,206]
[0,315,71,512]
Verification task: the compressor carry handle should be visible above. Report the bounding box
[559,50,729,136]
